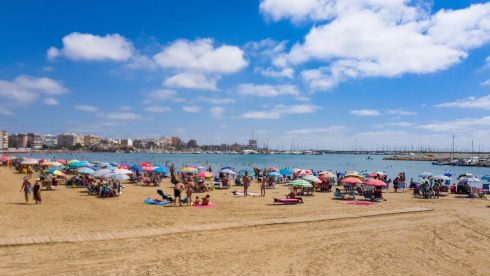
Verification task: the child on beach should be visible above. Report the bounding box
[186,184,193,206]
[201,194,210,206]
[193,196,201,206]
[20,177,32,204]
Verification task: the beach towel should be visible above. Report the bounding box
[232,191,258,197]
[338,201,373,206]
[273,198,301,204]
[144,198,168,206]
[192,202,214,208]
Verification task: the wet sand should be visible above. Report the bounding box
[0,167,489,275]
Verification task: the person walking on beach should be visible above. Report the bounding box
[174,181,185,206]
[186,183,193,206]
[20,177,32,204]
[243,171,250,197]
[33,178,42,204]
[261,176,266,197]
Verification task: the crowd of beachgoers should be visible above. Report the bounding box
[1,154,489,206]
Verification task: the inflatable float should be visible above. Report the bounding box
[273,198,301,205]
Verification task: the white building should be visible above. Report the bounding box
[0,130,8,150]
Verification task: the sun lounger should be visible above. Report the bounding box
[157,189,174,202]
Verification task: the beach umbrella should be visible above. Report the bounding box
[318,171,335,178]
[152,167,168,174]
[458,173,475,179]
[287,179,313,188]
[480,175,490,181]
[268,171,281,177]
[140,162,152,167]
[219,168,236,175]
[52,170,66,178]
[301,175,321,183]
[363,179,387,187]
[266,167,279,172]
[186,164,199,168]
[21,159,38,165]
[367,171,385,178]
[78,167,95,175]
[114,168,133,174]
[0,155,10,161]
[433,174,451,181]
[279,168,293,176]
[443,172,453,177]
[67,159,80,165]
[116,164,129,169]
[197,166,205,170]
[295,169,312,176]
[182,167,199,173]
[130,165,143,172]
[106,173,130,181]
[340,177,363,184]
[220,166,235,171]
[344,173,364,180]
[418,172,433,178]
[93,169,114,177]
[68,162,85,168]
[142,166,156,172]
[238,169,254,177]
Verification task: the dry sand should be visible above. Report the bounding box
[0,167,489,275]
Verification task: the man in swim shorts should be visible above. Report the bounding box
[174,181,185,206]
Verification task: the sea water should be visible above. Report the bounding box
[22,152,490,180]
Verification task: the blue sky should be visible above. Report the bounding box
[1,0,490,150]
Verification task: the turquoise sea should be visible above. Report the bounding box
[22,152,490,181]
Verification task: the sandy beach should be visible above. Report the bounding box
[0,166,489,275]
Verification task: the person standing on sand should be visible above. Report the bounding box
[261,176,266,197]
[20,177,32,204]
[243,171,250,197]
[174,181,185,206]
[33,178,42,204]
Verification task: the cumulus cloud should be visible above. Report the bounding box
[101,111,144,121]
[147,89,178,101]
[182,106,202,113]
[164,73,218,90]
[237,83,299,97]
[418,116,490,132]
[255,67,294,79]
[387,109,417,116]
[239,104,320,119]
[76,104,99,112]
[481,79,490,86]
[198,97,236,104]
[350,109,381,116]
[0,75,67,106]
[154,38,248,73]
[435,94,490,110]
[210,106,225,118]
[47,32,134,61]
[144,106,172,113]
[265,1,490,90]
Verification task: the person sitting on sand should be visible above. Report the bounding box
[201,194,210,206]
[287,190,303,203]
[193,196,201,206]
[373,187,384,200]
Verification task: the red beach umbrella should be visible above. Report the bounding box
[340,177,363,184]
[363,179,387,187]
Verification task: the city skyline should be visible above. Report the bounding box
[1,1,490,150]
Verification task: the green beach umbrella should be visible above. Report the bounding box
[287,179,313,188]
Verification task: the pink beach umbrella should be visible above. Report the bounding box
[340,177,363,184]
[295,169,312,176]
[363,179,387,187]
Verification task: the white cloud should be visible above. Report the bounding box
[383,121,414,127]
[102,111,144,121]
[418,116,490,132]
[76,104,99,112]
[198,97,236,104]
[154,38,248,73]
[126,54,158,70]
[0,75,67,105]
[239,104,320,119]
[255,67,294,79]
[0,107,13,115]
[43,97,59,106]
[165,73,218,90]
[237,83,299,97]
[48,32,134,61]
[210,106,225,118]
[144,106,171,113]
[350,109,381,116]
[41,66,54,72]
[387,109,417,116]
[481,79,490,86]
[182,106,202,113]
[436,94,490,110]
[268,1,490,91]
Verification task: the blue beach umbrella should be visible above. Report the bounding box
[279,168,293,176]
[78,167,95,175]
[130,165,143,171]
[480,175,490,181]
[220,166,235,171]
[268,171,281,177]
[153,167,168,174]
[69,162,85,168]
[443,173,453,177]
